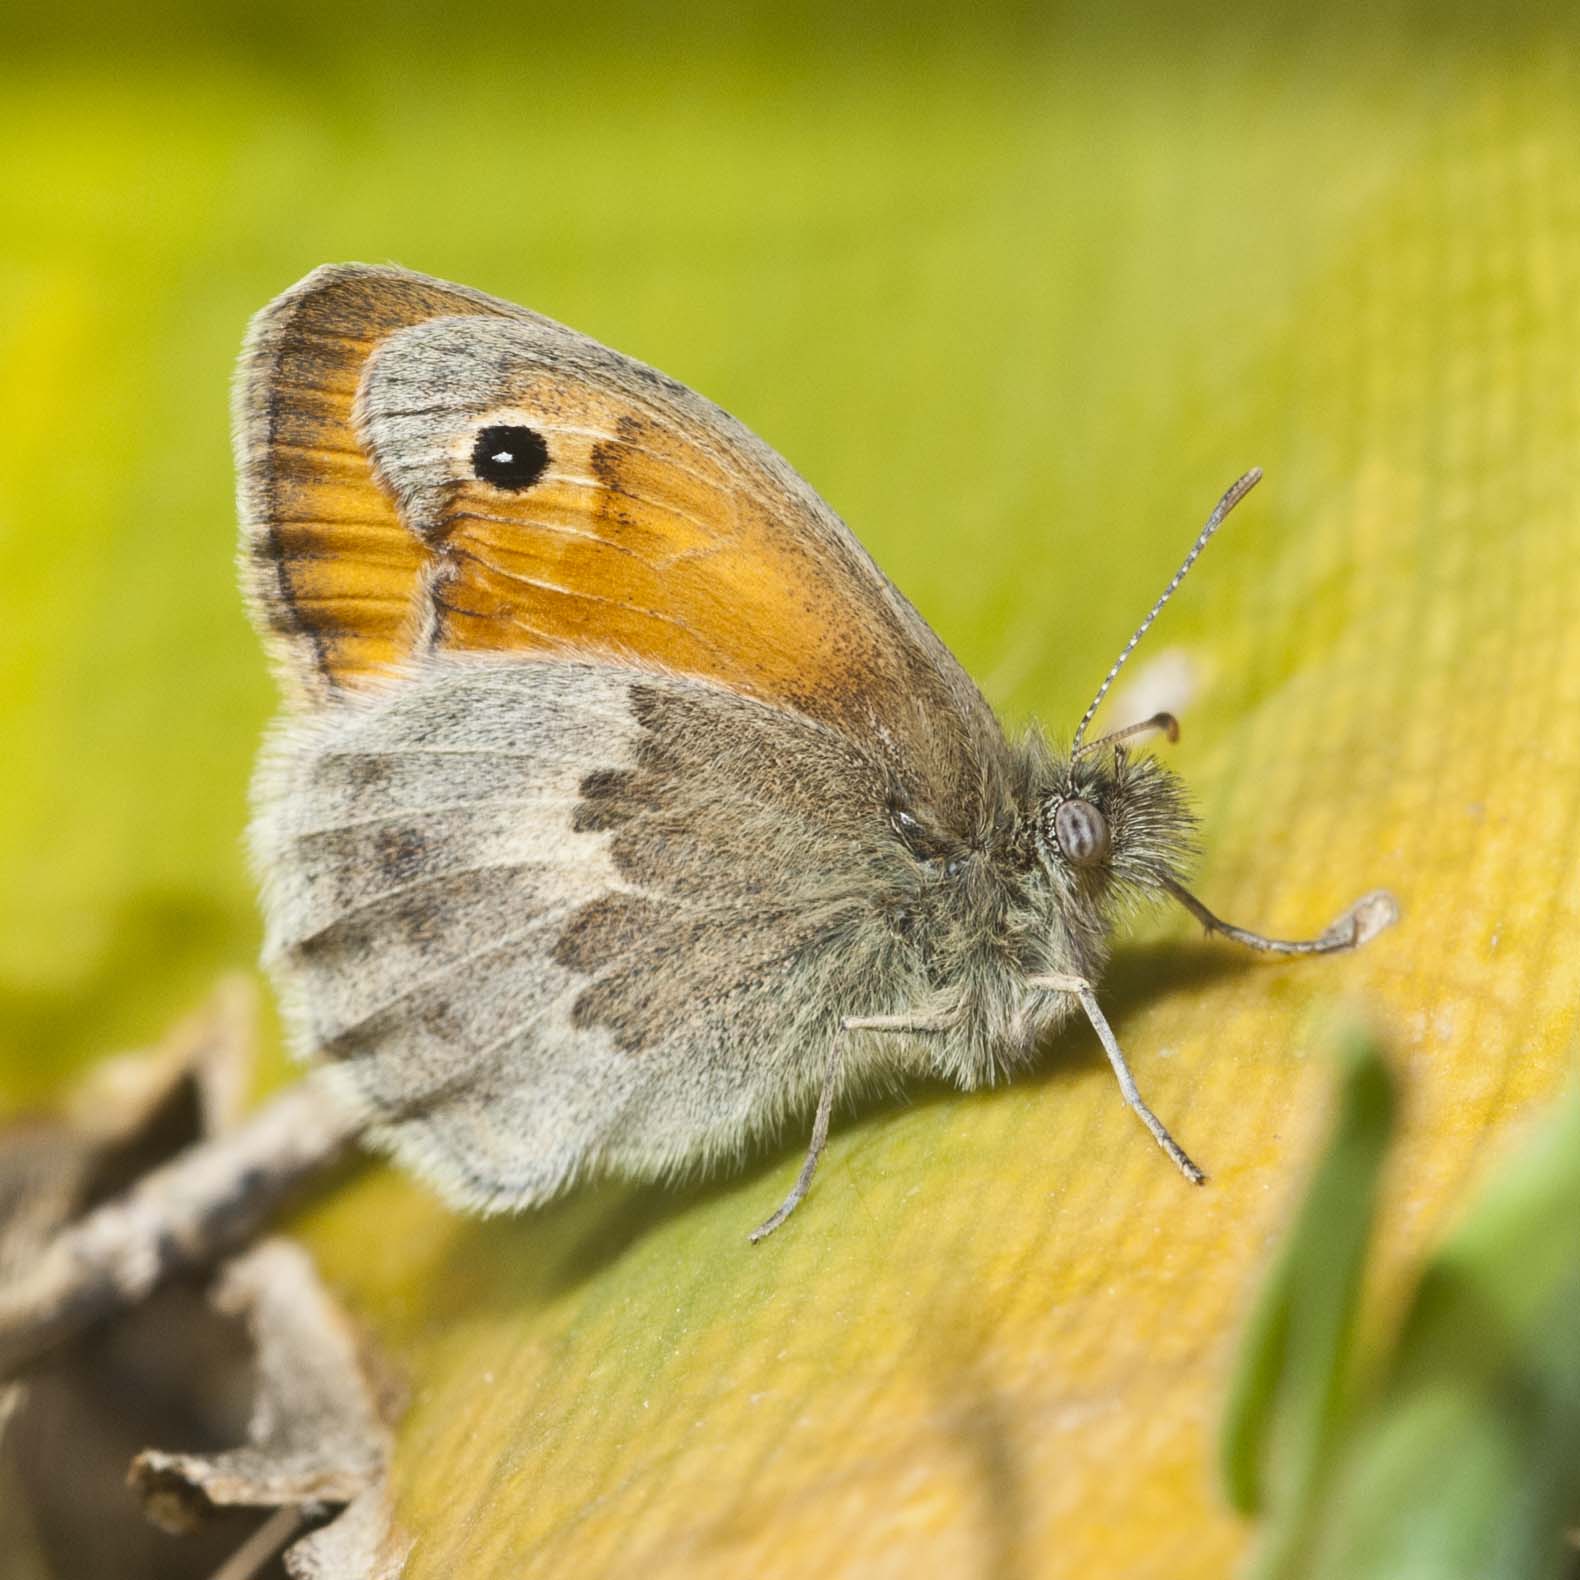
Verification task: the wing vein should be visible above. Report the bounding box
[317,903,587,1054]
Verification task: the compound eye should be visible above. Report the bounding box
[1054,797,1111,866]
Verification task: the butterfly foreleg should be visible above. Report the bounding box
[747,1009,958,1244]
[1024,975,1206,1186]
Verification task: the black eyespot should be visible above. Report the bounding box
[472,424,550,491]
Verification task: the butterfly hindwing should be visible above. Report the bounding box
[252,655,933,1209]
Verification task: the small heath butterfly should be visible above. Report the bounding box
[239,266,1397,1240]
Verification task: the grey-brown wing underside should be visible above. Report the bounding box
[252,655,935,1212]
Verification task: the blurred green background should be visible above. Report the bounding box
[4,5,1580,1579]
[2,0,1568,1098]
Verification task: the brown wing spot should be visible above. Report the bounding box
[571,768,655,834]
[372,824,432,885]
[552,893,666,977]
[554,895,712,1055]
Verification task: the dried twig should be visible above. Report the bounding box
[0,1078,359,1380]
[130,1238,410,1579]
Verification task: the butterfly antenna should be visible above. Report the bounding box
[1071,468,1262,757]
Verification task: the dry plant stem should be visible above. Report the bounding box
[0,1080,359,1380]
[207,1506,306,1580]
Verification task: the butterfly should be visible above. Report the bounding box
[239,264,1397,1240]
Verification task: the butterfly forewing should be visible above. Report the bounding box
[238,264,1006,821]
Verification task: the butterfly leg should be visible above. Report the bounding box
[748,1010,957,1244]
[1025,975,1205,1185]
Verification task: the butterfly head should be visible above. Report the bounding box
[1025,468,1264,910]
[1032,737,1196,907]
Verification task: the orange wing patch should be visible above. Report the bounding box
[434,404,851,711]
[237,267,524,697]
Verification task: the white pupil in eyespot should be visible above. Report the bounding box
[472,424,550,491]
[1055,798,1110,866]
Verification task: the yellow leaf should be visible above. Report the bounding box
[2,21,1578,1580]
